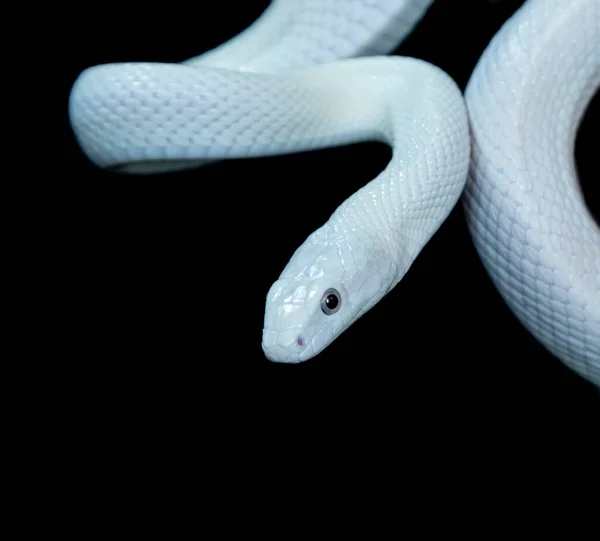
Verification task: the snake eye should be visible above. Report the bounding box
[321,288,341,315]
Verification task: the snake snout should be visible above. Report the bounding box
[262,328,309,363]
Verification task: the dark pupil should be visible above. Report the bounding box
[325,294,338,310]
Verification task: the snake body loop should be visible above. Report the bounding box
[69,0,600,385]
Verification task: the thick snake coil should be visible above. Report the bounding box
[69,0,600,386]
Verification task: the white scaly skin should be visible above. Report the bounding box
[260,60,468,362]
[68,0,435,174]
[464,0,599,384]
[182,0,436,71]
[68,0,467,364]
[70,57,469,364]
[68,0,600,385]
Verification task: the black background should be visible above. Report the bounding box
[61,0,599,436]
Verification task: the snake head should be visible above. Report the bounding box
[262,229,396,363]
[262,276,349,363]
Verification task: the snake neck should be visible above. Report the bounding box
[272,57,470,293]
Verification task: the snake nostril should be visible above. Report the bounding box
[297,336,305,347]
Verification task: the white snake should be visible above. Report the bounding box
[69,0,600,386]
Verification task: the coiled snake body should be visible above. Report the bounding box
[69,0,600,386]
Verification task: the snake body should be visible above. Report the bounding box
[69,0,600,385]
